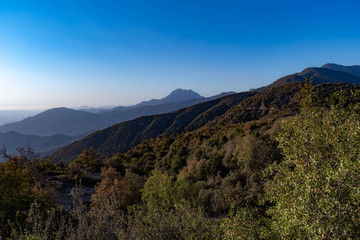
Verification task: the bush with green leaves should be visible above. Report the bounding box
[264,87,360,239]
[0,148,56,237]
[127,170,218,240]
[220,206,271,240]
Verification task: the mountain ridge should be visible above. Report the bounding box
[51,81,357,163]
[0,108,106,136]
[51,91,256,162]
[0,131,80,158]
[135,89,204,107]
[0,89,218,137]
[322,63,360,77]
[0,89,235,154]
[4,64,360,161]
[253,64,360,92]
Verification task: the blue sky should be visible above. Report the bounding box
[1,0,360,109]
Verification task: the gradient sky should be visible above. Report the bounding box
[1,0,360,110]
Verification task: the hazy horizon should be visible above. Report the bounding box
[1,0,360,109]
[0,88,216,111]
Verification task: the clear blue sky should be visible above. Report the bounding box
[1,0,360,110]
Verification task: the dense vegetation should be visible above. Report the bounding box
[1,82,360,239]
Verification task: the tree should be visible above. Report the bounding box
[220,206,271,240]
[74,147,102,171]
[92,167,145,210]
[0,147,55,237]
[264,87,360,239]
[128,170,216,239]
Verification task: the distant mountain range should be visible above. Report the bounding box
[0,131,80,157]
[52,82,355,162]
[1,63,359,158]
[51,63,360,162]
[51,91,256,162]
[0,89,235,156]
[0,89,235,137]
[0,108,106,137]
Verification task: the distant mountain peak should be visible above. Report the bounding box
[136,88,204,107]
[34,107,97,119]
[40,107,75,114]
[321,63,341,68]
[165,88,203,100]
[170,88,197,94]
[322,63,360,68]
[321,63,360,77]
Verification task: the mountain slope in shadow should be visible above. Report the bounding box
[51,82,357,163]
[51,91,255,162]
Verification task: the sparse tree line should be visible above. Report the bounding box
[1,83,360,239]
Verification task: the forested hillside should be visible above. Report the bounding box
[51,82,353,162]
[51,91,256,161]
[1,81,359,239]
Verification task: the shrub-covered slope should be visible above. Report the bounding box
[52,82,354,163]
[51,91,255,162]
